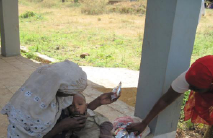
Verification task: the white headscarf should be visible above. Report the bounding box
[1,60,87,138]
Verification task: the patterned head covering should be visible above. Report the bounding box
[1,60,87,138]
[186,55,213,89]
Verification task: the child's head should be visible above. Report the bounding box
[68,94,87,116]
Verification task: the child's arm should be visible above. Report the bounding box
[88,92,119,110]
[99,121,113,138]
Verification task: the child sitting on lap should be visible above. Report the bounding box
[54,94,113,138]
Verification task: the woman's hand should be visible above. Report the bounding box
[43,116,87,138]
[59,116,87,131]
[98,92,119,105]
[126,122,148,136]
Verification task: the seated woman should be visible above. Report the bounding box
[53,93,113,138]
[1,60,118,138]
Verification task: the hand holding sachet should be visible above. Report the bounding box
[111,82,122,100]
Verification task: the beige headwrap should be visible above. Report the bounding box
[1,60,87,138]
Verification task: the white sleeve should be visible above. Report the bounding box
[171,71,189,93]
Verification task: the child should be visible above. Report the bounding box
[54,94,113,138]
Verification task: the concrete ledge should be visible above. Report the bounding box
[20,46,57,63]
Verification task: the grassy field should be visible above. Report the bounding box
[19,0,146,70]
[18,0,213,69]
[8,0,213,136]
[18,0,213,70]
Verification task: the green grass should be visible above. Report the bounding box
[19,14,213,71]
[21,51,38,60]
[191,10,213,62]
[20,11,44,20]
[20,27,142,70]
[18,5,213,71]
[193,30,213,57]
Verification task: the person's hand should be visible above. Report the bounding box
[98,92,120,105]
[126,122,148,136]
[59,116,87,131]
[87,92,120,110]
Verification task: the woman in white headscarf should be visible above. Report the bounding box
[1,60,117,138]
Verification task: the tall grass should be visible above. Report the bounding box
[39,0,60,8]
[80,0,146,15]
[19,0,62,8]
[81,0,107,15]
[107,1,146,14]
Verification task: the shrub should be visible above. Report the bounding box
[20,11,36,18]
[81,0,107,15]
[20,11,43,20]
[23,0,60,8]
[107,1,146,14]
[40,0,59,8]
[25,0,43,2]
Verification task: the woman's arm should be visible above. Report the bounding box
[43,123,64,138]
[126,87,182,135]
[43,116,87,138]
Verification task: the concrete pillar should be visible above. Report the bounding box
[0,0,20,57]
[135,0,201,137]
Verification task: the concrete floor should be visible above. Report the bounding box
[0,55,151,138]
[0,55,43,138]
